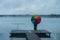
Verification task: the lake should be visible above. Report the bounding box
[0,16,60,40]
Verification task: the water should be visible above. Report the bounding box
[0,17,60,40]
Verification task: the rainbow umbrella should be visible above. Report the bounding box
[31,15,41,24]
[31,15,41,30]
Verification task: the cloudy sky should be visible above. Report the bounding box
[0,0,60,15]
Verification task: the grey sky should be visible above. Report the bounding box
[0,0,60,15]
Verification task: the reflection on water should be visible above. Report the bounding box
[0,17,60,40]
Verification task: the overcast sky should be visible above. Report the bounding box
[0,0,60,15]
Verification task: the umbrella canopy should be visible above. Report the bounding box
[31,15,41,24]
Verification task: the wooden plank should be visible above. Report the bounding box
[10,30,51,34]
[26,32,41,40]
[10,30,28,33]
[10,30,27,38]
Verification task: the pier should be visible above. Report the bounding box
[10,30,51,40]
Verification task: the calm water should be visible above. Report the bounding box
[0,17,60,40]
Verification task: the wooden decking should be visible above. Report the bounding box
[10,30,51,40]
[26,32,41,40]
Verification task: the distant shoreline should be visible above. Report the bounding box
[0,15,60,18]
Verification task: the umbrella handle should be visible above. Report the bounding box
[34,24,37,31]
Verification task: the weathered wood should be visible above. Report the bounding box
[10,30,27,38]
[10,30,50,34]
[10,30,51,40]
[26,31,41,40]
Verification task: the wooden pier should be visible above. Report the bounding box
[10,30,51,40]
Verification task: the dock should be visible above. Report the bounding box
[10,30,51,40]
